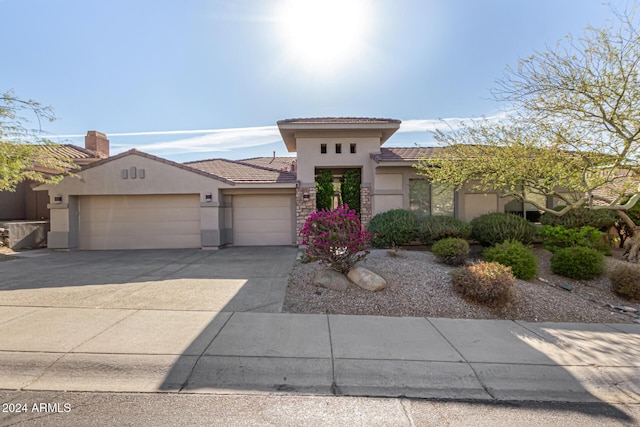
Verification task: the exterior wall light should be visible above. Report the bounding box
[205,193,213,202]
[54,195,63,203]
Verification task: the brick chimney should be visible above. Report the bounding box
[85,131,109,158]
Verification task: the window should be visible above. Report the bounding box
[505,191,547,222]
[350,143,356,154]
[409,179,454,217]
[320,144,327,154]
[335,143,342,154]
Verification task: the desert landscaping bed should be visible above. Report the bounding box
[283,247,640,323]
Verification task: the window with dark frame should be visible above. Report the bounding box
[350,143,356,153]
[409,179,455,217]
[320,143,327,154]
[335,143,342,154]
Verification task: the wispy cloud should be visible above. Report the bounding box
[47,113,511,156]
[115,126,282,154]
[399,112,510,134]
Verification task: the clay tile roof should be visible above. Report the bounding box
[38,144,103,160]
[277,117,401,125]
[185,158,297,184]
[239,156,297,170]
[371,147,444,162]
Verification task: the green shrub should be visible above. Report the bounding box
[368,209,417,248]
[315,169,334,211]
[550,247,604,280]
[340,169,361,215]
[416,216,472,244]
[609,263,640,301]
[540,206,617,231]
[483,240,538,280]
[450,261,515,308]
[538,225,611,255]
[470,212,537,246]
[432,237,470,266]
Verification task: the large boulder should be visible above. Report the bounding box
[313,268,350,291]
[347,266,386,292]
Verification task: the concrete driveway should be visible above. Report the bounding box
[0,247,298,312]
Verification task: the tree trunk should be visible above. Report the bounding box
[624,229,640,263]
[616,210,639,263]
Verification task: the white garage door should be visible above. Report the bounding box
[233,194,294,246]
[79,195,201,250]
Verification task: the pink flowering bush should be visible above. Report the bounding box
[300,205,371,274]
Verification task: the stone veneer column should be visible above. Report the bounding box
[360,186,372,229]
[296,186,316,245]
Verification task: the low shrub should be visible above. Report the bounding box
[550,246,604,280]
[609,263,640,301]
[483,240,538,280]
[300,205,371,273]
[450,261,515,308]
[540,206,617,231]
[368,209,417,248]
[538,225,611,255]
[432,237,469,266]
[470,212,537,246]
[416,216,472,244]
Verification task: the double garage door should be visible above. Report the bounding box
[78,195,201,250]
[77,193,295,250]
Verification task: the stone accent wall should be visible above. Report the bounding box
[360,186,372,229]
[296,186,316,245]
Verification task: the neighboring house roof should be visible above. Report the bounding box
[78,149,235,185]
[239,156,296,170]
[40,144,104,165]
[185,158,297,184]
[371,147,443,163]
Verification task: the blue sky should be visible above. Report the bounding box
[1,0,625,162]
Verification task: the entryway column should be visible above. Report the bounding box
[360,186,372,229]
[296,186,316,245]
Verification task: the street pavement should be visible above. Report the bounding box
[0,248,639,409]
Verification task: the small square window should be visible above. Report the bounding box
[350,143,356,154]
[335,143,342,154]
[321,144,327,154]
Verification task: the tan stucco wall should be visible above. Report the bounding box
[295,133,381,186]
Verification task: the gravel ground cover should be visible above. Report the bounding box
[283,247,640,323]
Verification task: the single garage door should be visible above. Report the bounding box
[79,194,201,250]
[233,194,294,246]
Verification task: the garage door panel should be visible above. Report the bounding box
[233,194,293,246]
[84,208,199,223]
[79,195,201,250]
[234,206,291,220]
[234,219,292,233]
[81,221,201,236]
[234,232,291,246]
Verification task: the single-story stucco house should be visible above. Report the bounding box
[37,117,536,250]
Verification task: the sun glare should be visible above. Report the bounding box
[276,0,371,73]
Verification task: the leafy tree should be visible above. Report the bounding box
[340,168,361,215]
[1,90,75,191]
[315,169,334,211]
[416,9,640,262]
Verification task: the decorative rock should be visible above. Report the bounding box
[347,266,386,292]
[538,277,550,283]
[559,284,574,292]
[313,268,350,291]
[613,305,638,313]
